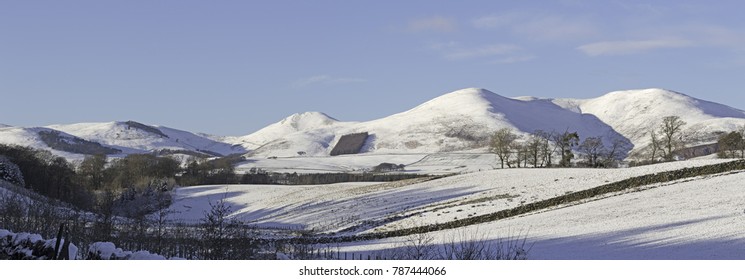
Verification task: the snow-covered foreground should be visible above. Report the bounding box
[340,169,745,259]
[171,160,745,252]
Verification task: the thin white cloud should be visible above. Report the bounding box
[578,38,692,56]
[472,13,598,41]
[516,16,598,41]
[430,42,521,61]
[490,55,537,64]
[407,16,457,33]
[472,14,519,29]
[292,75,366,88]
[445,45,520,60]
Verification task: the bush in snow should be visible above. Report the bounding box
[0,156,24,187]
[87,242,169,260]
[200,197,258,260]
[0,229,78,260]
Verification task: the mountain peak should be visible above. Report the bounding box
[408,88,511,114]
[604,88,689,99]
[278,112,338,131]
[439,87,502,99]
[281,112,337,124]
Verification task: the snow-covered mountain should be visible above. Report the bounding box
[47,121,245,156]
[231,88,745,158]
[559,88,745,150]
[229,88,631,157]
[0,121,247,161]
[223,112,345,151]
[2,88,744,161]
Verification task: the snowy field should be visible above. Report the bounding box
[166,158,745,259]
[339,169,745,259]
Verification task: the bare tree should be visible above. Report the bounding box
[440,228,490,260]
[511,142,527,168]
[489,128,517,169]
[718,131,744,159]
[604,139,629,167]
[660,116,686,161]
[579,137,605,167]
[552,130,580,167]
[394,231,437,260]
[534,130,555,167]
[201,195,244,259]
[649,129,662,161]
[525,133,544,168]
[77,154,106,190]
[738,125,745,158]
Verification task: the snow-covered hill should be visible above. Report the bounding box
[223,112,348,152]
[558,88,745,155]
[334,165,745,259]
[166,159,743,260]
[47,121,246,157]
[0,121,247,161]
[168,159,733,229]
[0,126,101,160]
[231,88,633,157]
[231,88,745,159]
[2,88,744,162]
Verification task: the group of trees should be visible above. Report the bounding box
[490,115,745,166]
[647,116,687,162]
[180,155,242,186]
[489,128,627,168]
[488,115,703,167]
[1,179,262,259]
[0,144,246,213]
[717,126,745,159]
[0,144,90,208]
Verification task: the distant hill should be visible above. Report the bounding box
[228,88,745,159]
[0,121,247,161]
[2,88,744,161]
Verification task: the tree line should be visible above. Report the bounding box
[717,126,745,159]
[488,115,745,168]
[488,128,628,168]
[0,144,431,214]
[0,144,238,212]
[646,116,744,162]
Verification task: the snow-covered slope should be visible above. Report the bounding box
[338,164,745,259]
[46,121,246,157]
[241,112,341,148]
[568,88,745,153]
[0,121,247,161]
[235,88,631,157]
[0,126,101,161]
[3,88,744,162]
[222,115,340,157]
[234,88,745,159]
[166,159,734,233]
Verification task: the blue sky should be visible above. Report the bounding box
[2,1,745,135]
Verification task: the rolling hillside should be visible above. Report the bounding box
[164,159,745,259]
[230,88,745,159]
[3,88,744,163]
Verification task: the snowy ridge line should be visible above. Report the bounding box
[291,160,745,244]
